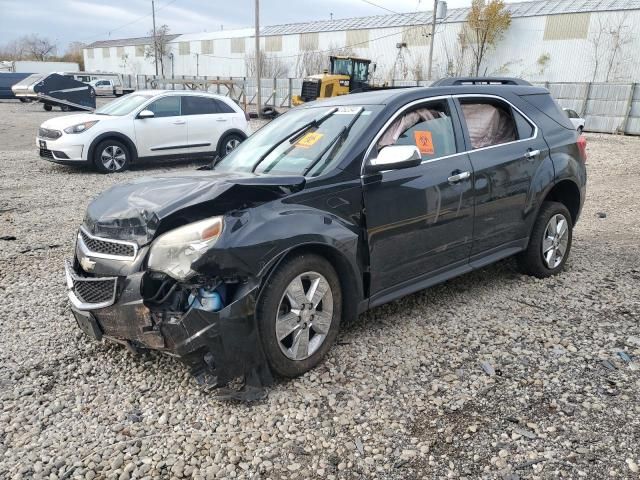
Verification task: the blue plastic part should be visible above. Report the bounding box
[188,287,225,312]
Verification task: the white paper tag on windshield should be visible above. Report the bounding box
[334,106,370,115]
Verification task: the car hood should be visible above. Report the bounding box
[40,113,118,130]
[83,170,306,244]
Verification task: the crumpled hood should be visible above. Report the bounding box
[83,170,306,244]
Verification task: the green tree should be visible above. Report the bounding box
[465,0,512,75]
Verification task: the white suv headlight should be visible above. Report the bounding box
[64,120,99,134]
[147,217,223,281]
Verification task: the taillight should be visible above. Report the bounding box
[577,135,587,163]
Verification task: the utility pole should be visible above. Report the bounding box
[427,0,437,81]
[254,0,262,117]
[152,0,159,76]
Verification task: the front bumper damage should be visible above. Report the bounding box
[65,260,273,401]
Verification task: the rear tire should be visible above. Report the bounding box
[43,104,52,111]
[577,126,583,134]
[257,254,342,378]
[517,201,573,278]
[93,139,130,173]
[217,133,244,158]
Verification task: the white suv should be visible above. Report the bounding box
[36,90,250,173]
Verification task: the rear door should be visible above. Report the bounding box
[133,95,188,157]
[454,94,549,258]
[362,97,475,298]
[180,96,228,155]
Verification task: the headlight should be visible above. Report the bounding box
[147,217,223,281]
[64,120,99,134]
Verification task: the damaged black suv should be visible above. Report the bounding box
[66,78,587,397]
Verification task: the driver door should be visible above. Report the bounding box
[362,97,475,300]
[134,95,189,158]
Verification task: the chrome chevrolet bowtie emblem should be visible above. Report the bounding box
[79,256,96,272]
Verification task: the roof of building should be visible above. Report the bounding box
[261,0,640,35]
[85,0,640,49]
[86,34,180,49]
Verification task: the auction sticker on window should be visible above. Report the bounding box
[414,131,434,155]
[295,131,324,148]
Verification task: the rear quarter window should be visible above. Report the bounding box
[519,93,575,131]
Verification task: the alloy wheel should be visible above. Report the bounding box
[275,271,334,361]
[100,145,126,171]
[542,213,569,269]
[225,138,240,155]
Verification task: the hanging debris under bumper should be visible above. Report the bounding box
[66,261,273,401]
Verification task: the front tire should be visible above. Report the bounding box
[517,201,573,278]
[217,133,244,158]
[93,139,130,173]
[257,254,342,378]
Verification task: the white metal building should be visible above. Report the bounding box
[84,0,640,83]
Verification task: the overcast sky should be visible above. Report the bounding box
[0,0,479,52]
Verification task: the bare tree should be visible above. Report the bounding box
[604,16,633,82]
[589,17,607,82]
[245,53,290,78]
[22,34,57,60]
[589,15,635,82]
[62,41,85,70]
[464,0,512,76]
[0,39,26,60]
[145,24,171,76]
[441,30,470,77]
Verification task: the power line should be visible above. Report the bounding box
[360,0,401,14]
[79,0,179,44]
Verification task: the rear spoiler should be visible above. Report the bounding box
[431,77,532,87]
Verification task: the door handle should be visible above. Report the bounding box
[172,120,186,125]
[524,149,540,159]
[448,171,471,184]
[216,118,228,122]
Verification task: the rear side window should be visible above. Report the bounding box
[514,110,535,139]
[377,99,457,161]
[147,96,181,117]
[519,93,575,130]
[181,96,236,115]
[459,99,517,149]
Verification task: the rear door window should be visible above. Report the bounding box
[147,96,181,117]
[181,96,237,115]
[514,109,535,139]
[458,99,518,149]
[377,99,457,161]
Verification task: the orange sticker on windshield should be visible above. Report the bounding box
[414,130,434,154]
[295,132,324,148]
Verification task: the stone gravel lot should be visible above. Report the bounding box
[0,98,639,480]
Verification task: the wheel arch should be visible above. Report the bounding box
[257,242,364,325]
[215,129,248,155]
[542,179,582,224]
[88,132,138,163]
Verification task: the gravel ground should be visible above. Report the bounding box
[0,98,639,480]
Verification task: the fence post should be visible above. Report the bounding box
[216,76,220,94]
[288,78,293,108]
[272,78,277,107]
[581,82,592,117]
[621,83,636,135]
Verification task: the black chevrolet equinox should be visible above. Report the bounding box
[66,78,587,398]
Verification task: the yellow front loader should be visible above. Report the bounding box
[292,56,378,106]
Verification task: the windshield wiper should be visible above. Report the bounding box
[302,107,364,176]
[250,107,338,173]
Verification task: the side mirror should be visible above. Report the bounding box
[138,110,155,119]
[365,145,422,173]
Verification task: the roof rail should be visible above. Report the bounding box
[430,77,532,87]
